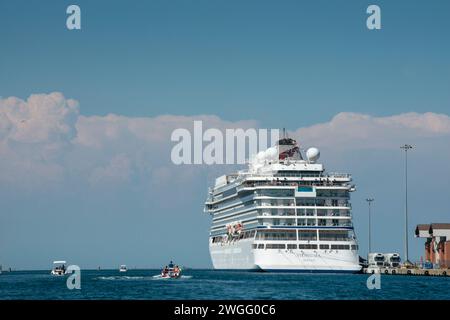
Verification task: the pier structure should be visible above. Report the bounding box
[363,267,448,277]
[361,223,450,277]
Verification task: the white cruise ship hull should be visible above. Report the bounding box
[210,239,259,270]
[209,240,361,273]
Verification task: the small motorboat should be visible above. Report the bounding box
[160,261,182,279]
[119,265,127,272]
[51,261,67,276]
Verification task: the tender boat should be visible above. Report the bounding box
[160,261,181,279]
[51,261,67,276]
[119,265,127,272]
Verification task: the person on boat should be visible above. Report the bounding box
[173,265,179,275]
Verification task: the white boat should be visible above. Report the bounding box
[160,261,181,279]
[119,265,127,272]
[204,134,361,273]
[51,261,67,276]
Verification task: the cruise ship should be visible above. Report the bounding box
[204,135,361,272]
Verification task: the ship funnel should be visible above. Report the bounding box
[277,133,302,161]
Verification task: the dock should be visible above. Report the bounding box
[363,267,449,277]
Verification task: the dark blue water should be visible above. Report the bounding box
[1,270,449,300]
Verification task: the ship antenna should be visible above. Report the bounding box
[282,128,286,139]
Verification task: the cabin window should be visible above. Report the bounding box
[298,244,318,249]
[266,244,286,249]
[255,230,297,241]
[298,230,317,241]
[319,230,350,241]
[330,244,350,250]
[222,187,237,198]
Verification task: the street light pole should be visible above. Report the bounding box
[400,144,413,264]
[366,198,374,256]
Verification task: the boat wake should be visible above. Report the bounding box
[96,275,192,281]
[152,275,192,280]
[97,276,146,281]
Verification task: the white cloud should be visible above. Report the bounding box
[0,92,78,144]
[293,112,450,150]
[88,153,132,186]
[74,113,258,149]
[1,92,450,190]
[0,93,79,186]
[0,93,258,189]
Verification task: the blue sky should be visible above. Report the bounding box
[2,0,450,129]
[0,0,449,269]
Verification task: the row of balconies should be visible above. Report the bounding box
[208,199,351,214]
[209,182,351,205]
[212,206,351,222]
[258,200,351,207]
[261,209,351,217]
[237,180,351,191]
[260,218,353,228]
[297,199,350,207]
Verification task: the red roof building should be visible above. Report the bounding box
[415,223,450,268]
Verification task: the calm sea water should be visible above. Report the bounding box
[0,269,449,300]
